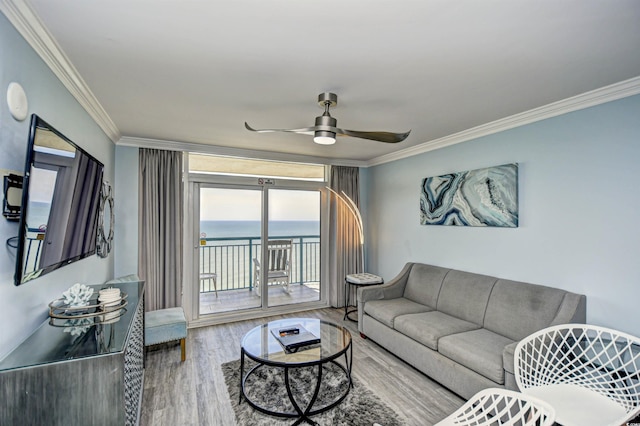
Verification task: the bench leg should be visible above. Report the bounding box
[180,338,186,362]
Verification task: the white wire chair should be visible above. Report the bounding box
[434,388,556,426]
[514,324,640,426]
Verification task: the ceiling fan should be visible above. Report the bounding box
[244,92,411,145]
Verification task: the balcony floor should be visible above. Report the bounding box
[199,282,320,315]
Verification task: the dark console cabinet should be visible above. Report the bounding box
[0,281,145,426]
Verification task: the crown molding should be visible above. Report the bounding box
[120,73,640,169]
[4,0,638,162]
[1,0,120,142]
[367,75,640,167]
[117,136,369,167]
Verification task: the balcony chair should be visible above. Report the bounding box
[434,388,555,426]
[253,239,292,296]
[514,324,640,426]
[199,272,217,298]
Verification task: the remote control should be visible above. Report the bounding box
[279,327,300,336]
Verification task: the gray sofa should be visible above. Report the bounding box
[357,262,586,399]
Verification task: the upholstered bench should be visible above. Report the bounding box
[145,307,187,362]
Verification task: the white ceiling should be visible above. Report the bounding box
[8,0,640,163]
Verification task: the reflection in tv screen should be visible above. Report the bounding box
[16,115,104,286]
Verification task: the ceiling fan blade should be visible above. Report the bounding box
[244,122,315,135]
[336,128,411,143]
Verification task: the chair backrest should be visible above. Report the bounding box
[265,239,292,272]
[435,388,556,426]
[515,324,640,418]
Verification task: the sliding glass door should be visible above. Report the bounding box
[197,186,262,315]
[193,183,323,318]
[267,189,320,308]
[187,154,327,322]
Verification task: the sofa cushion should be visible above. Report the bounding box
[436,270,497,325]
[403,264,449,307]
[394,311,480,350]
[438,328,515,384]
[364,298,432,328]
[484,279,567,341]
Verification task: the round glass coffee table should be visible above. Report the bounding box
[239,318,352,425]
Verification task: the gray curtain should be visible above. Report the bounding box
[138,148,183,311]
[328,166,363,307]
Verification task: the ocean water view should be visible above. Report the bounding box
[199,220,320,239]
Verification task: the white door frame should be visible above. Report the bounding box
[184,172,329,327]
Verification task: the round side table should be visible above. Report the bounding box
[343,273,383,322]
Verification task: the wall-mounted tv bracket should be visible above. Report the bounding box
[3,172,23,221]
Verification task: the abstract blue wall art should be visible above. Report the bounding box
[420,163,518,227]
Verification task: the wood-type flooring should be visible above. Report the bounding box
[140,308,464,426]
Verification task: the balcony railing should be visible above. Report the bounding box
[199,235,320,293]
[23,228,45,275]
[24,231,320,294]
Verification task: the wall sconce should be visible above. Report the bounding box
[3,173,23,220]
[7,82,28,121]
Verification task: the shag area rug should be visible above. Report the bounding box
[222,358,405,425]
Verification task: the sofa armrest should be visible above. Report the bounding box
[359,262,413,302]
[502,341,518,375]
[502,341,519,391]
[358,282,403,304]
[357,262,414,328]
[550,293,587,325]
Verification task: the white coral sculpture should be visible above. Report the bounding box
[62,283,94,307]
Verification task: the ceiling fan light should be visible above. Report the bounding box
[313,136,336,145]
[314,131,336,145]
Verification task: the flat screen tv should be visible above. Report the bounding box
[15,114,104,285]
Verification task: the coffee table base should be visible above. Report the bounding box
[239,348,353,425]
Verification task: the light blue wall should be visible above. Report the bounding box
[114,145,138,277]
[0,15,114,359]
[365,94,640,336]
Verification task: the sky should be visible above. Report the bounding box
[200,188,320,221]
[28,167,56,203]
